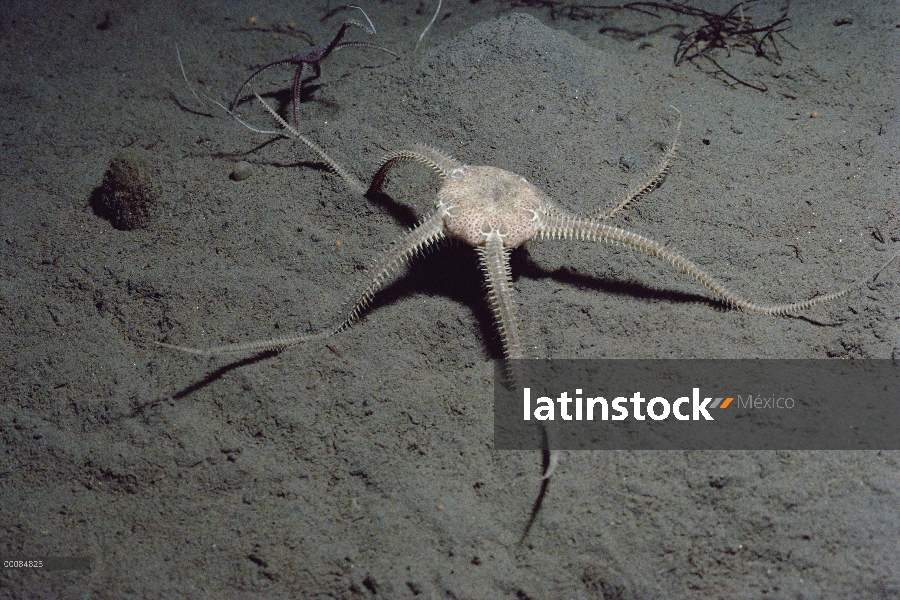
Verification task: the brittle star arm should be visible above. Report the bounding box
[230,58,302,112]
[156,211,446,356]
[476,231,565,481]
[477,232,561,480]
[252,91,367,195]
[368,144,464,195]
[326,40,400,59]
[536,211,900,315]
[176,49,366,195]
[289,60,314,129]
[478,231,523,360]
[598,106,681,220]
[320,8,380,58]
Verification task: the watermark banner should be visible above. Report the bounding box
[493,360,900,450]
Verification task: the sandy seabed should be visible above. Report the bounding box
[2,0,899,597]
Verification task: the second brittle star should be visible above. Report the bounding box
[230,6,398,128]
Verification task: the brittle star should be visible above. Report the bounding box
[158,94,899,481]
[230,6,398,127]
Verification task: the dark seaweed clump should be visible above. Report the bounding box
[96,150,157,231]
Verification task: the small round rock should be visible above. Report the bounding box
[230,161,254,181]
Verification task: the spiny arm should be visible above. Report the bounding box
[538,212,899,316]
[599,106,681,220]
[156,212,446,356]
[368,144,464,195]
